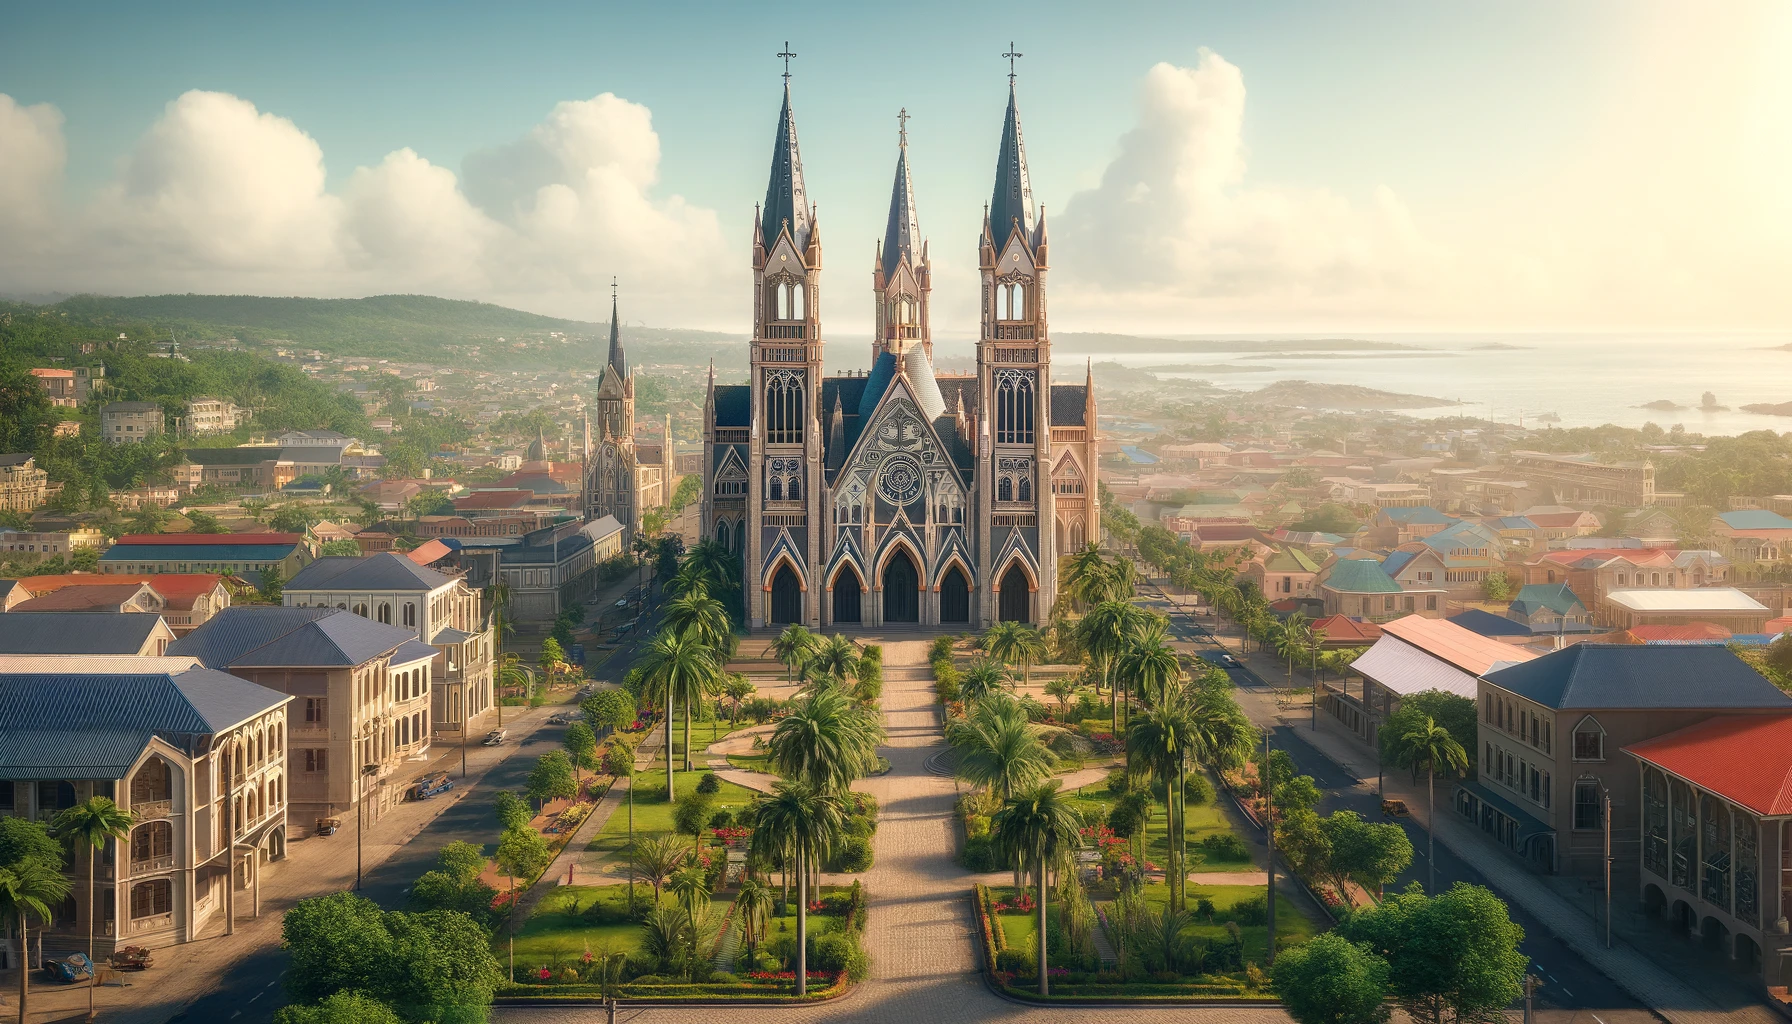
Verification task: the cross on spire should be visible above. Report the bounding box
[897,107,910,148]
[778,41,797,83]
[1003,41,1023,84]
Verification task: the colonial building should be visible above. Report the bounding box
[702,76,1098,629]
[0,454,49,512]
[102,401,165,444]
[584,289,672,545]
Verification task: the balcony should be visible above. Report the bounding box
[129,913,174,935]
[993,324,1035,341]
[130,854,176,875]
[133,799,174,821]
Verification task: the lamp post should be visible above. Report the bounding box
[1264,730,1276,965]
[355,762,378,890]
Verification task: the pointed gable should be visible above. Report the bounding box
[763,83,812,251]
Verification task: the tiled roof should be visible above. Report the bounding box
[286,553,453,593]
[1486,644,1792,710]
[1625,715,1792,816]
[1312,614,1382,644]
[169,606,415,668]
[455,490,533,510]
[1050,385,1088,427]
[1629,623,1732,641]
[1448,608,1533,639]
[0,667,289,779]
[1321,558,1402,594]
[0,612,168,654]
[1718,510,1792,531]
[1382,615,1538,674]
[113,533,303,546]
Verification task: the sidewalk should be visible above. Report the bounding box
[1,704,559,1024]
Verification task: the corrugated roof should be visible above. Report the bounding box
[1626,715,1792,816]
[1352,635,1482,700]
[1312,614,1382,643]
[1322,558,1402,594]
[1448,608,1534,639]
[169,606,414,668]
[1629,623,1732,641]
[1383,615,1538,675]
[1719,510,1792,531]
[12,583,155,612]
[390,638,439,665]
[286,553,453,593]
[1511,583,1584,616]
[0,612,168,654]
[100,544,300,563]
[1604,588,1767,613]
[113,533,303,547]
[1485,644,1792,710]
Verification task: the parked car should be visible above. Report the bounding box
[615,598,629,609]
[410,771,454,800]
[1198,651,1239,669]
[314,817,341,837]
[546,711,572,726]
[483,729,507,746]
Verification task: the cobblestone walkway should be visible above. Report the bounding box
[499,638,1290,1024]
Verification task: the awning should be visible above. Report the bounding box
[1352,635,1480,700]
[1455,780,1555,843]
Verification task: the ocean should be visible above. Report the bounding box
[1061,332,1792,437]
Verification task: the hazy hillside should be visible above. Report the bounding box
[43,293,745,369]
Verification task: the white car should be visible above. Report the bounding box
[482,729,507,746]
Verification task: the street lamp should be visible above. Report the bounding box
[355,762,379,890]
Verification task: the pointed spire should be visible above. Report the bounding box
[762,82,812,251]
[526,423,546,463]
[988,81,1035,246]
[882,110,922,277]
[607,277,627,378]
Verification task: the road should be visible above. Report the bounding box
[1140,576,1658,1024]
[170,582,661,1024]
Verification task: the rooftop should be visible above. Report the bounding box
[0,612,168,654]
[1485,644,1791,710]
[1717,509,1792,531]
[1603,588,1768,614]
[1321,558,1402,594]
[1383,614,1539,675]
[170,606,420,668]
[285,553,454,593]
[1626,715,1792,816]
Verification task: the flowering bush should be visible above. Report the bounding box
[712,825,753,843]
[990,892,1036,914]
[746,969,836,983]
[1078,824,1127,852]
[490,890,521,912]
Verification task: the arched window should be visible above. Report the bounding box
[131,758,171,804]
[994,369,1035,444]
[1017,476,1032,502]
[775,279,805,320]
[769,477,783,501]
[377,602,392,624]
[998,281,1027,321]
[403,603,416,627]
[768,457,801,504]
[130,880,173,920]
[998,477,1012,502]
[765,370,805,444]
[353,602,368,618]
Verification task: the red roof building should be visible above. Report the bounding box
[5,572,232,634]
[1628,715,1792,817]
[1312,614,1383,647]
[1628,622,1732,642]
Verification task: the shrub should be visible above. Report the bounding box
[707,809,734,830]
[1198,831,1251,861]
[929,636,954,661]
[844,813,875,839]
[994,948,1033,976]
[1183,772,1215,806]
[934,673,960,704]
[827,834,873,872]
[962,835,999,872]
[1105,767,1132,797]
[696,772,721,795]
[1231,893,1269,926]
[1195,897,1216,922]
[807,931,869,981]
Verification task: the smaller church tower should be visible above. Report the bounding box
[588,280,642,544]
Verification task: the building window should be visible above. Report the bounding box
[997,281,1027,321]
[1573,719,1605,761]
[377,602,392,624]
[1643,768,1669,876]
[1573,781,1603,830]
[305,698,327,723]
[993,369,1035,445]
[403,603,416,627]
[130,879,173,919]
[764,369,805,445]
[1426,595,1438,611]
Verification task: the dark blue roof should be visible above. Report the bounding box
[1448,608,1532,639]
[761,83,811,251]
[858,350,899,422]
[713,385,750,427]
[606,290,627,378]
[0,612,166,654]
[101,544,299,562]
[170,606,417,668]
[1051,384,1087,426]
[286,553,452,592]
[988,83,1035,246]
[1484,644,1792,710]
[0,668,290,779]
[882,141,921,277]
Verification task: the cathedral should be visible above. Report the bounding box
[585,287,672,545]
[702,73,1099,631]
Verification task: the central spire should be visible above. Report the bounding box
[882,110,921,278]
[988,80,1035,246]
[762,81,812,252]
[606,277,627,378]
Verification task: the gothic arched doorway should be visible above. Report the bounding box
[882,551,920,624]
[999,563,1031,623]
[770,565,802,624]
[832,569,863,625]
[939,565,970,624]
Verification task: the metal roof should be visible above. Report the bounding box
[390,638,439,665]
[606,289,628,379]
[1382,615,1538,675]
[286,553,454,593]
[0,612,169,654]
[1603,588,1767,613]
[1485,644,1792,710]
[1321,558,1402,594]
[170,606,415,668]
[1718,510,1792,531]
[1352,635,1482,700]
[713,385,750,428]
[882,136,922,278]
[1626,715,1792,816]
[1050,385,1087,427]
[987,83,1036,246]
[100,544,299,562]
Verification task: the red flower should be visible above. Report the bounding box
[538,967,551,980]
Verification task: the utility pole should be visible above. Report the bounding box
[1604,786,1614,948]
[355,762,378,890]
[1264,730,1276,964]
[1523,973,1537,1024]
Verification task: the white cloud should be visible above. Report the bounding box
[0,89,734,324]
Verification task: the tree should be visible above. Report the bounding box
[672,793,714,853]
[319,538,362,556]
[637,628,722,792]
[724,674,756,723]
[983,622,1048,684]
[735,877,774,957]
[958,658,1013,704]
[768,684,884,795]
[496,827,551,892]
[564,721,599,791]
[749,782,845,996]
[1062,544,1113,607]
[989,782,1083,995]
[54,795,136,1021]
[803,634,861,690]
[1290,503,1359,535]
[1326,810,1413,898]
[1388,716,1469,894]
[581,689,637,733]
[1043,675,1081,719]
[771,624,818,682]
[1340,883,1527,1024]
[1126,699,1198,906]
[1480,572,1512,602]
[282,892,502,1021]
[281,891,393,1005]
[0,366,54,454]
[492,790,532,832]
[1380,690,1477,774]
[1272,931,1392,1024]
[949,696,1056,801]
[0,856,71,1023]
[630,834,684,905]
[539,636,567,675]
[1080,600,1146,732]
[1117,620,1182,709]
[258,564,285,604]
[525,750,577,809]
[273,991,405,1024]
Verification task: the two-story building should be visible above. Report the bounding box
[1245,546,1324,599]
[0,611,175,655]
[102,402,166,444]
[182,398,248,436]
[280,553,495,744]
[1711,509,1792,564]
[0,657,290,960]
[170,606,436,831]
[1458,644,1792,876]
[1507,582,1594,636]
[1318,558,1447,622]
[463,516,626,626]
[100,533,311,585]
[2,574,231,635]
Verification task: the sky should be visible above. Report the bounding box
[2,0,1790,338]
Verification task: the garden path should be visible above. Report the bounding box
[499,637,1290,1024]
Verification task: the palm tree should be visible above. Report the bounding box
[0,858,72,1023]
[1043,675,1081,720]
[662,588,731,650]
[983,621,1048,685]
[1062,544,1110,608]
[957,658,1013,705]
[750,782,845,995]
[1080,601,1143,734]
[803,635,861,691]
[948,697,1057,801]
[1275,613,1313,684]
[54,796,135,1020]
[989,782,1083,996]
[637,630,722,797]
[724,674,756,724]
[770,624,818,682]
[1127,702,1196,907]
[630,834,684,904]
[486,579,514,724]
[1117,621,1181,710]
[1389,715,1469,893]
[735,877,774,958]
[768,685,883,795]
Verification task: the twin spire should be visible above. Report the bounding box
[761,82,813,252]
[606,278,627,379]
[881,109,922,278]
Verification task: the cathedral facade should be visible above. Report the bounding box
[586,290,672,545]
[702,76,1099,631]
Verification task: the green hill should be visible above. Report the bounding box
[42,293,742,369]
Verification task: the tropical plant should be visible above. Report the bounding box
[989,782,1083,995]
[948,697,1056,801]
[1387,716,1469,893]
[630,834,685,905]
[735,877,775,957]
[750,782,845,995]
[0,823,71,1024]
[1042,675,1082,719]
[983,621,1048,684]
[637,629,722,796]
[803,634,862,690]
[1117,618,1181,710]
[1125,700,1197,907]
[53,795,135,1021]
[771,624,819,682]
[957,658,1013,704]
[1062,544,1112,607]
[768,684,884,795]
[1079,600,1145,732]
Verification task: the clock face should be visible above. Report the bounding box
[877,453,923,507]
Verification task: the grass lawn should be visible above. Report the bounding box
[510,884,649,965]
[1064,785,1254,870]
[656,716,758,763]
[1152,883,1319,963]
[586,767,761,867]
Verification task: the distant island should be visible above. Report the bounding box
[1054,332,1424,355]
[1742,402,1792,417]
[1244,380,1459,410]
[1638,400,1688,411]
[1471,342,1534,350]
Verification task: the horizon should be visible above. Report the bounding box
[3,1,1790,335]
